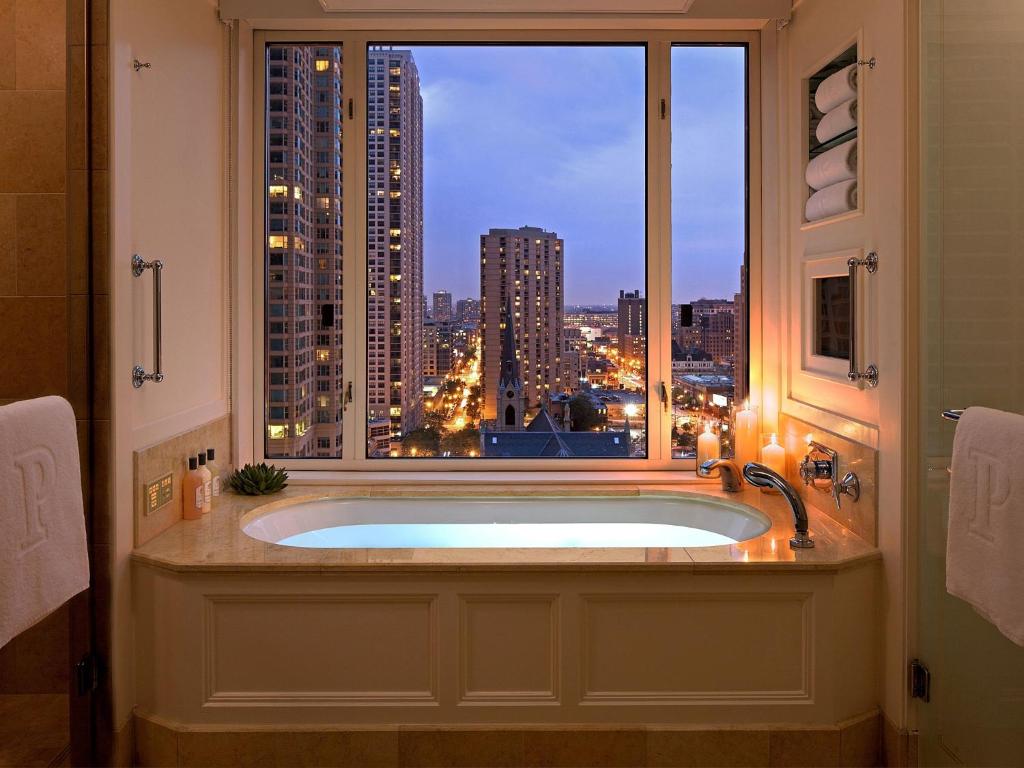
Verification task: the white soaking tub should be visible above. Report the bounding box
[241,494,772,549]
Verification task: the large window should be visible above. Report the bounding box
[364,44,647,459]
[669,44,748,461]
[258,34,751,469]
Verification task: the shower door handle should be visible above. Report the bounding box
[132,254,165,388]
[846,251,879,388]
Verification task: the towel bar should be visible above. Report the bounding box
[132,254,165,388]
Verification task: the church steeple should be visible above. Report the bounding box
[496,295,524,431]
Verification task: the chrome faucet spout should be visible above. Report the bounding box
[698,459,742,492]
[741,462,814,549]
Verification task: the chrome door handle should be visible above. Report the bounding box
[132,254,165,388]
[847,251,879,388]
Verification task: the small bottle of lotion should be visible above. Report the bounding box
[197,452,213,514]
[205,448,221,497]
[183,456,204,520]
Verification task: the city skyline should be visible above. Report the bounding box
[409,44,745,304]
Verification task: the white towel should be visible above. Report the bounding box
[806,138,857,191]
[0,397,89,649]
[815,63,858,114]
[805,179,857,222]
[815,98,858,144]
[947,406,1024,646]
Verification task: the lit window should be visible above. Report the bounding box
[315,59,330,72]
[268,185,288,197]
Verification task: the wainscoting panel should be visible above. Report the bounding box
[458,595,560,704]
[580,593,811,703]
[204,595,439,705]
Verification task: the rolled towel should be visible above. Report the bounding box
[806,138,857,191]
[815,63,858,114]
[815,98,857,144]
[805,179,857,222]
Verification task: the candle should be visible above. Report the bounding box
[696,422,721,469]
[734,400,759,473]
[761,432,786,476]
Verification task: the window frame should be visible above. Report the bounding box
[251,28,760,473]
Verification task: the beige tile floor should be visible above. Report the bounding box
[0,694,70,768]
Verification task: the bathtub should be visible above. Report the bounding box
[133,484,880,752]
[241,494,772,549]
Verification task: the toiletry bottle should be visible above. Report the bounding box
[197,452,213,514]
[183,456,204,520]
[206,448,221,497]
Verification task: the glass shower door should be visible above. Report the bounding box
[917,2,1024,765]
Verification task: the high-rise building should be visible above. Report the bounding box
[265,44,344,459]
[617,289,646,358]
[366,48,424,440]
[423,320,453,377]
[733,265,747,402]
[480,226,563,421]
[432,290,453,324]
[456,297,481,324]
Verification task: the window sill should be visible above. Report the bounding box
[286,469,710,486]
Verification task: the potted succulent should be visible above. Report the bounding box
[227,462,289,496]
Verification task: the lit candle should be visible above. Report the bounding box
[734,400,759,473]
[697,422,721,469]
[761,432,786,476]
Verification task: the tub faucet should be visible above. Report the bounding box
[742,462,815,549]
[698,459,742,492]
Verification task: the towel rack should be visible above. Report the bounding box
[846,252,879,387]
[132,254,165,388]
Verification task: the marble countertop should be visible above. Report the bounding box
[132,482,880,574]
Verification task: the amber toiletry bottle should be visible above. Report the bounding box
[183,456,204,520]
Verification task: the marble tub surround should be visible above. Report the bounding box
[133,415,232,546]
[133,709,883,767]
[779,414,878,544]
[131,484,879,573]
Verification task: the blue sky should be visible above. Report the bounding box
[406,44,745,305]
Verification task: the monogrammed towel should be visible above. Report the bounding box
[947,406,1024,646]
[0,397,89,648]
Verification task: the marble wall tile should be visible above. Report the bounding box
[16,193,67,296]
[769,728,840,767]
[134,415,233,546]
[522,729,647,768]
[646,728,769,767]
[779,413,878,544]
[0,195,15,294]
[0,91,66,193]
[399,728,522,767]
[0,0,14,90]
[14,0,66,90]
[134,716,177,768]
[839,711,881,767]
[0,297,69,399]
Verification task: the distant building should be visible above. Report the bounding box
[456,297,480,324]
[432,290,453,324]
[493,296,525,431]
[675,373,735,408]
[423,320,453,377]
[481,406,629,458]
[480,226,563,420]
[617,289,646,357]
[672,341,716,373]
[733,266,747,402]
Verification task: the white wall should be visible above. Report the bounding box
[110,0,228,730]
[766,0,909,728]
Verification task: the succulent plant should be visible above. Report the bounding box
[227,462,289,496]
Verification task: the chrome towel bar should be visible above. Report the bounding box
[847,251,879,388]
[132,254,165,388]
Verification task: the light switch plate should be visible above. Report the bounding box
[144,473,174,515]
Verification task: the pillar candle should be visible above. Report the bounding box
[761,432,786,476]
[696,422,721,468]
[734,401,759,471]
